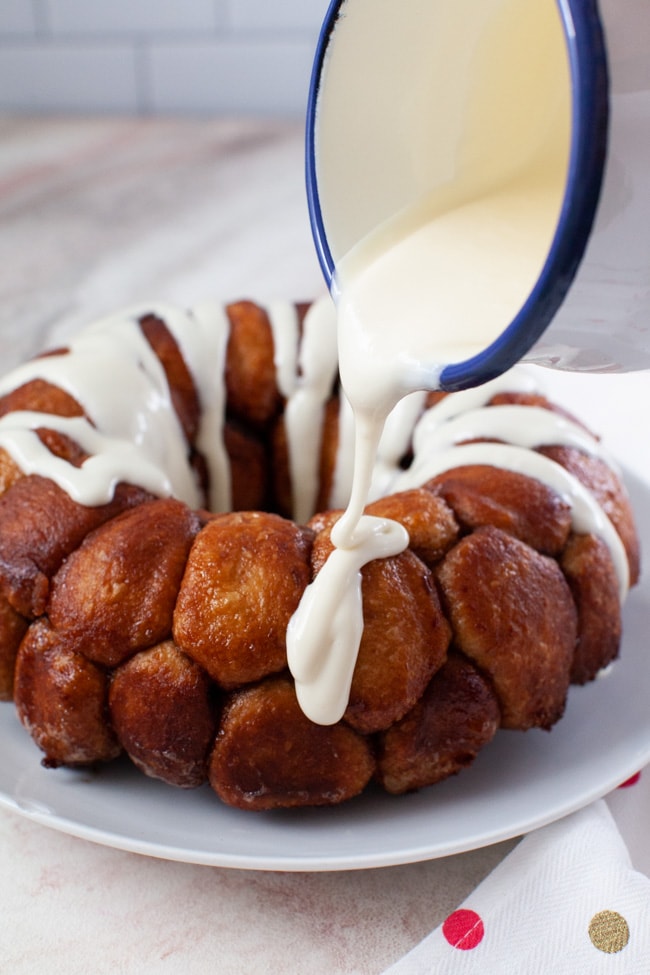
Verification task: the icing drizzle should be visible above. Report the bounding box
[0,300,632,726]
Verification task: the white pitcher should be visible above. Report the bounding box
[306,0,650,390]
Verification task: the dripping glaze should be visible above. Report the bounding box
[0,300,629,727]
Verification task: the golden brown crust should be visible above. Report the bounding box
[0,374,85,420]
[310,512,452,733]
[365,488,460,567]
[48,498,202,667]
[223,421,268,511]
[109,640,217,788]
[139,313,201,444]
[0,448,23,496]
[173,511,313,689]
[0,301,639,810]
[225,301,281,428]
[0,373,89,494]
[376,654,501,794]
[436,525,577,730]
[209,677,375,810]
[14,619,121,767]
[0,476,152,618]
[538,445,640,585]
[427,464,573,556]
[561,533,622,684]
[0,595,29,700]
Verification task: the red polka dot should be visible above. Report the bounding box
[442,909,485,950]
[618,771,641,788]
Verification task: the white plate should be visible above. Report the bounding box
[1,468,649,873]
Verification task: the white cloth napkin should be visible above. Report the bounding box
[383,775,650,974]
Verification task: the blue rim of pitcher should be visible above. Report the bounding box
[305,0,609,392]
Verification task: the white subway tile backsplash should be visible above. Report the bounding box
[0,0,38,34]
[0,1,328,115]
[228,0,329,35]
[44,0,224,36]
[148,39,314,116]
[0,44,139,113]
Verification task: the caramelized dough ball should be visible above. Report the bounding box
[428,464,572,556]
[539,445,640,585]
[0,476,151,618]
[32,428,89,466]
[0,595,28,700]
[174,511,312,688]
[311,515,451,733]
[0,431,88,502]
[139,313,200,443]
[49,498,201,667]
[561,533,622,684]
[225,301,281,428]
[366,488,460,566]
[109,641,217,788]
[376,654,501,794]
[436,526,577,730]
[0,375,88,497]
[0,375,84,420]
[223,421,268,511]
[0,447,23,497]
[209,677,375,810]
[14,620,120,767]
[349,552,450,732]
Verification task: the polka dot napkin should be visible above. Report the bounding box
[382,776,650,973]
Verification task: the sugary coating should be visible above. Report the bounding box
[436,525,577,730]
[14,619,121,766]
[0,594,28,700]
[0,373,84,420]
[209,677,375,810]
[428,464,573,556]
[139,313,200,444]
[365,488,460,566]
[539,445,641,585]
[0,448,23,496]
[174,511,313,688]
[309,511,452,733]
[0,476,151,618]
[0,300,639,812]
[109,640,217,788]
[376,654,501,794]
[225,301,282,428]
[561,533,622,684]
[48,498,202,667]
[223,421,269,511]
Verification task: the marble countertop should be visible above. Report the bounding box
[0,116,648,975]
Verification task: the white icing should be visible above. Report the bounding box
[0,411,178,504]
[398,439,629,601]
[271,297,339,525]
[285,300,338,524]
[287,516,408,724]
[290,0,578,724]
[267,300,300,400]
[0,295,632,730]
[330,391,356,509]
[287,367,631,724]
[0,311,201,507]
[168,302,232,513]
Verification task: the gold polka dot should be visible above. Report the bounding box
[588,911,630,953]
